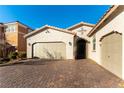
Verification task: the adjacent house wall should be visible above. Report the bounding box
[17,23,29,52]
[4,22,31,52]
[0,24,5,57]
[5,23,18,47]
[0,24,4,45]
[88,6,124,63]
[88,6,124,79]
[26,28,74,59]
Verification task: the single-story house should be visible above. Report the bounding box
[24,23,94,59]
[25,5,124,79]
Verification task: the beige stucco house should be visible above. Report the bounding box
[25,5,124,79]
[24,23,94,59]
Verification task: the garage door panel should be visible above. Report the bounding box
[33,42,66,59]
[101,33,122,78]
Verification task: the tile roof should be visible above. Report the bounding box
[88,5,119,37]
[67,21,95,30]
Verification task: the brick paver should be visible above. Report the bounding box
[0,59,124,88]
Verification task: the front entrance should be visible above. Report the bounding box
[76,38,86,59]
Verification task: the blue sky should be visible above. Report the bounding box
[0,5,110,29]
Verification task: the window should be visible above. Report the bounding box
[93,35,96,51]
[28,29,32,32]
[5,25,16,32]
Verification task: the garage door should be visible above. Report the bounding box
[33,42,66,59]
[101,32,122,78]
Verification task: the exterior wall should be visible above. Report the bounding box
[88,6,124,79]
[122,32,124,79]
[71,26,93,41]
[26,29,74,59]
[17,24,28,52]
[0,24,5,57]
[88,7,124,63]
[0,25,4,45]
[5,22,29,52]
[5,23,18,47]
[71,25,93,59]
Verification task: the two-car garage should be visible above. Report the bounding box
[25,25,75,60]
[33,42,66,59]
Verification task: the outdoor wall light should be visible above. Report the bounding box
[28,43,31,46]
[69,42,72,46]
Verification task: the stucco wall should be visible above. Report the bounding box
[71,26,92,41]
[88,7,124,63]
[26,28,74,59]
[0,25,4,45]
[5,23,18,47]
[88,6,124,79]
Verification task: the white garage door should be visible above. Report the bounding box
[101,32,122,78]
[33,42,66,59]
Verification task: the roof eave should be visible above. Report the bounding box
[24,25,76,39]
[87,5,119,37]
[67,22,95,30]
[4,21,33,30]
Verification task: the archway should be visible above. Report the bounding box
[75,38,86,59]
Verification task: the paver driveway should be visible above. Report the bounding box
[0,59,124,88]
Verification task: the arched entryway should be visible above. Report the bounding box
[75,38,86,59]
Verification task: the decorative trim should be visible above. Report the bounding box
[99,31,122,42]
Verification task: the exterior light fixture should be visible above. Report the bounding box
[69,42,72,46]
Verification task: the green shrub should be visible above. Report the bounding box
[0,61,3,64]
[8,52,18,60]
[18,52,26,59]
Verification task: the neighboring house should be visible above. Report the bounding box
[0,23,5,57]
[87,5,124,79]
[4,21,33,53]
[25,5,124,79]
[0,23,4,45]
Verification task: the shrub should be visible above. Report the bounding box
[18,52,26,59]
[0,60,3,64]
[0,58,10,64]
[0,46,3,57]
[0,58,10,61]
[8,52,18,60]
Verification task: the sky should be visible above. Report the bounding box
[0,5,110,29]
